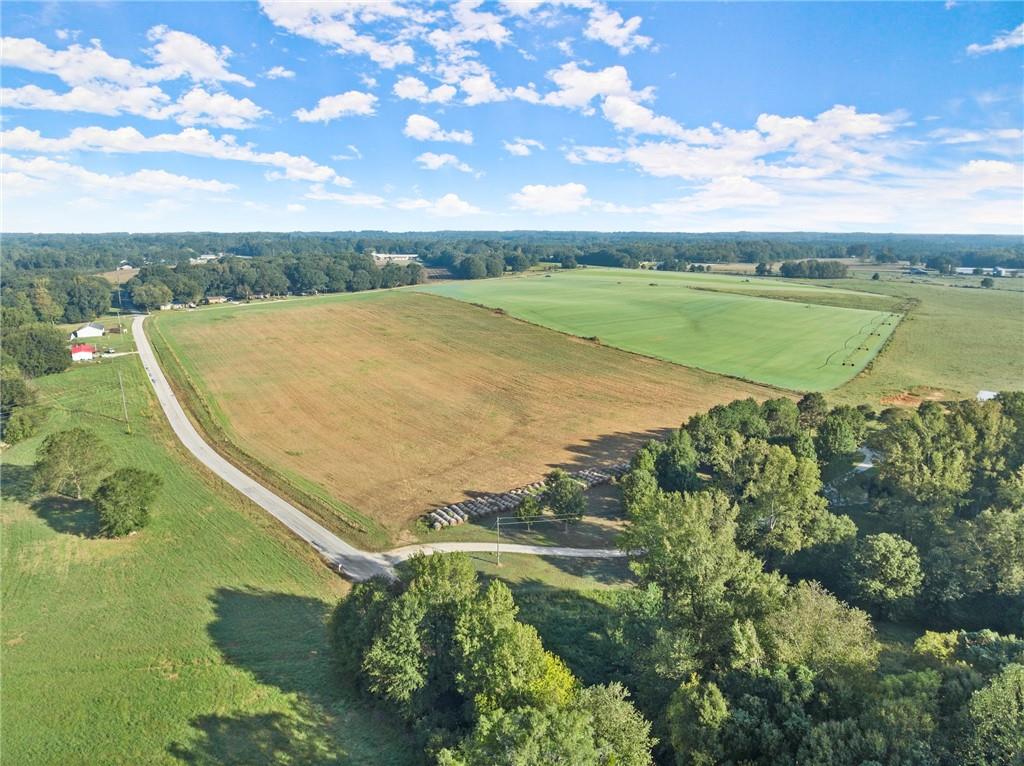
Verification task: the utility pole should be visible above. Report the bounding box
[118,370,131,434]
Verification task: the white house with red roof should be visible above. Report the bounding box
[70,344,97,362]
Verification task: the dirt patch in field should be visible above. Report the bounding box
[880,389,947,407]
[158,291,776,537]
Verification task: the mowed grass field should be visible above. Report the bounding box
[823,274,1024,404]
[152,290,774,544]
[419,268,901,391]
[1,350,415,763]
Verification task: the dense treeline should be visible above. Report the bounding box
[126,252,424,308]
[777,259,850,279]
[334,393,1023,764]
[4,232,1021,274]
[608,392,1024,764]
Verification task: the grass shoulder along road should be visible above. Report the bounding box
[1,353,416,765]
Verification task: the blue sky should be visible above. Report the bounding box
[2,1,1022,233]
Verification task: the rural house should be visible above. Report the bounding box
[71,322,105,339]
[70,344,96,362]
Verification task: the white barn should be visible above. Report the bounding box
[71,322,105,339]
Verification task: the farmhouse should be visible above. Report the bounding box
[372,251,419,264]
[203,295,229,304]
[70,344,96,362]
[71,322,104,339]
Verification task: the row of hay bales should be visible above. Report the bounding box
[425,462,631,530]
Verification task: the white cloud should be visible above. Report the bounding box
[403,114,473,143]
[0,82,267,128]
[2,125,349,185]
[415,152,474,172]
[305,185,388,206]
[145,25,253,86]
[460,72,511,105]
[2,29,252,87]
[601,94,684,137]
[332,145,363,161]
[263,65,295,79]
[538,61,644,113]
[510,182,591,213]
[396,192,480,216]
[286,203,306,212]
[583,5,651,54]
[293,91,378,122]
[1,153,235,197]
[966,23,1024,55]
[359,73,379,89]
[426,0,511,53]
[649,176,782,214]
[170,87,267,129]
[393,76,456,104]
[258,1,416,68]
[503,137,545,156]
[501,1,652,55]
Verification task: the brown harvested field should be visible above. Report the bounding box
[152,290,775,544]
[99,268,139,284]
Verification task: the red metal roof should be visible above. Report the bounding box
[71,344,96,353]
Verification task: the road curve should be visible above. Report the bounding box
[132,314,629,581]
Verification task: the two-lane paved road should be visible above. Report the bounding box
[132,314,627,580]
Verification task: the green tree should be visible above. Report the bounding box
[132,281,173,311]
[850,533,923,615]
[33,428,105,499]
[816,406,867,460]
[4,324,71,377]
[763,581,879,681]
[542,469,586,520]
[92,467,163,537]
[761,398,800,439]
[964,663,1024,766]
[455,580,575,716]
[576,683,656,766]
[733,441,855,557]
[29,279,64,323]
[797,392,828,429]
[440,705,598,766]
[620,489,787,666]
[980,277,995,289]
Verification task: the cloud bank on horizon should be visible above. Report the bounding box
[1,1,1022,233]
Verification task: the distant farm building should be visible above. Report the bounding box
[372,251,419,265]
[977,390,999,401]
[70,344,97,362]
[71,322,105,339]
[203,295,229,304]
[188,253,224,265]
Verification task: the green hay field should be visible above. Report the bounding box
[419,268,901,391]
[1,348,415,764]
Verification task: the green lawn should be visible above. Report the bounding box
[824,273,1024,404]
[1,354,415,765]
[418,268,900,391]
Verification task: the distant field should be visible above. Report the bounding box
[1,347,414,764]
[825,274,1024,404]
[419,268,901,391]
[153,290,774,544]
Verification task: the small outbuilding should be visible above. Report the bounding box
[71,344,97,362]
[71,322,105,339]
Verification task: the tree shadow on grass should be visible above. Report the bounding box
[2,463,36,503]
[31,495,101,537]
[508,578,634,688]
[169,588,414,766]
